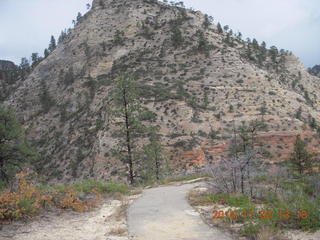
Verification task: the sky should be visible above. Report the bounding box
[0,0,319,67]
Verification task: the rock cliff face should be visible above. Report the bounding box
[0,60,19,100]
[0,60,16,72]
[4,0,320,182]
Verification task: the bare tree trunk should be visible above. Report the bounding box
[0,158,9,183]
[247,159,253,197]
[240,168,244,194]
[232,120,238,193]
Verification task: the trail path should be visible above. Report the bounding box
[127,183,233,240]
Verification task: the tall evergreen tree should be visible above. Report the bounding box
[44,48,49,58]
[76,12,82,23]
[142,126,167,182]
[202,14,211,29]
[58,30,67,44]
[31,53,41,68]
[171,26,183,48]
[110,73,144,185]
[0,107,37,183]
[48,36,56,52]
[269,46,278,62]
[216,22,223,33]
[19,58,30,80]
[288,135,314,175]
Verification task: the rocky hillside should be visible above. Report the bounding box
[4,0,320,182]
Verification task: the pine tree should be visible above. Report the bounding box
[288,135,314,175]
[113,30,125,45]
[44,49,49,58]
[252,38,259,49]
[19,58,30,80]
[0,107,37,183]
[202,14,211,29]
[110,73,145,185]
[171,26,183,48]
[142,126,167,181]
[48,36,56,52]
[76,12,82,23]
[217,22,223,33]
[269,46,278,62]
[58,30,67,44]
[31,53,41,68]
[295,106,302,120]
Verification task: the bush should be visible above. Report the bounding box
[202,193,254,208]
[140,110,157,122]
[39,81,56,113]
[265,178,320,231]
[106,183,128,194]
[171,26,183,48]
[73,180,106,194]
[113,30,125,45]
[0,172,129,223]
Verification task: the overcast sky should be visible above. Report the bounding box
[0,0,319,67]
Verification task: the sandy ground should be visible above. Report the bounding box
[0,197,138,240]
[285,230,320,240]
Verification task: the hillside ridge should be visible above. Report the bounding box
[3,0,320,182]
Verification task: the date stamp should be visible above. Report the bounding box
[212,209,309,220]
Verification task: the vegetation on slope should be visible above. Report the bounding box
[189,125,320,238]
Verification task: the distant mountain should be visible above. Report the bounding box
[308,65,320,77]
[3,0,320,182]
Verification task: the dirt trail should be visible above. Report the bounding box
[127,183,233,240]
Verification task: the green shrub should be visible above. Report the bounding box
[39,81,56,113]
[113,30,125,45]
[171,26,183,48]
[73,180,106,194]
[140,110,157,122]
[203,193,254,208]
[240,223,261,237]
[106,183,128,194]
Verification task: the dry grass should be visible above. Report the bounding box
[187,189,212,206]
[256,227,283,240]
[129,188,143,196]
[111,192,124,201]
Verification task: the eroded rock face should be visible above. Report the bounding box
[0,60,16,71]
[0,60,17,81]
[4,0,320,182]
[0,60,19,100]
